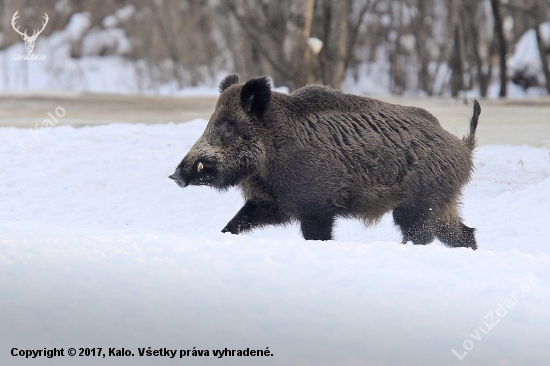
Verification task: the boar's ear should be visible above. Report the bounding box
[240,77,271,118]
[219,74,240,93]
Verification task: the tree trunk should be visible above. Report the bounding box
[450,25,465,97]
[490,0,507,97]
[471,13,493,97]
[534,9,550,94]
[287,0,316,89]
[414,0,433,95]
[331,0,348,88]
[225,0,315,91]
[318,0,347,89]
[302,0,316,85]
[345,0,379,72]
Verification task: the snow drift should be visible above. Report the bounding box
[0,120,549,365]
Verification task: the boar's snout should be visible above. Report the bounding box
[168,168,188,188]
[169,152,219,188]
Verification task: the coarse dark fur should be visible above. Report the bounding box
[170,75,481,249]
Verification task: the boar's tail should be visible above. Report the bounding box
[463,99,481,151]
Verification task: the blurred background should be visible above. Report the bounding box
[1,0,549,98]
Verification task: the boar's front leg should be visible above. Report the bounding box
[222,201,287,235]
[300,215,335,241]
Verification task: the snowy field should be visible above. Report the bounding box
[1,117,549,365]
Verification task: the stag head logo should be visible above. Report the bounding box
[11,11,49,54]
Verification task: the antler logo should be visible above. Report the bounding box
[11,11,49,54]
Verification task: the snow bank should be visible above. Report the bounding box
[505,21,550,97]
[0,121,549,365]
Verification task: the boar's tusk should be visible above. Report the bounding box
[197,162,204,171]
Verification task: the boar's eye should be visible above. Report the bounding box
[220,122,236,137]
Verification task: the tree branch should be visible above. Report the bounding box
[222,0,295,80]
[345,0,380,70]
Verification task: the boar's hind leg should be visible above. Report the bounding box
[300,215,335,241]
[222,201,288,235]
[430,201,477,249]
[434,220,477,250]
[392,205,435,245]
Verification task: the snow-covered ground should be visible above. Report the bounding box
[1,119,549,365]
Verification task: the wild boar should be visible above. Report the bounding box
[169,74,480,249]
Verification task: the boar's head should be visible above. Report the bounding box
[169,75,271,190]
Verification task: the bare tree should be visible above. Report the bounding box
[533,1,550,94]
[221,0,315,91]
[490,0,507,97]
[1,0,546,96]
[345,0,380,70]
[313,0,348,88]
[447,0,466,97]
